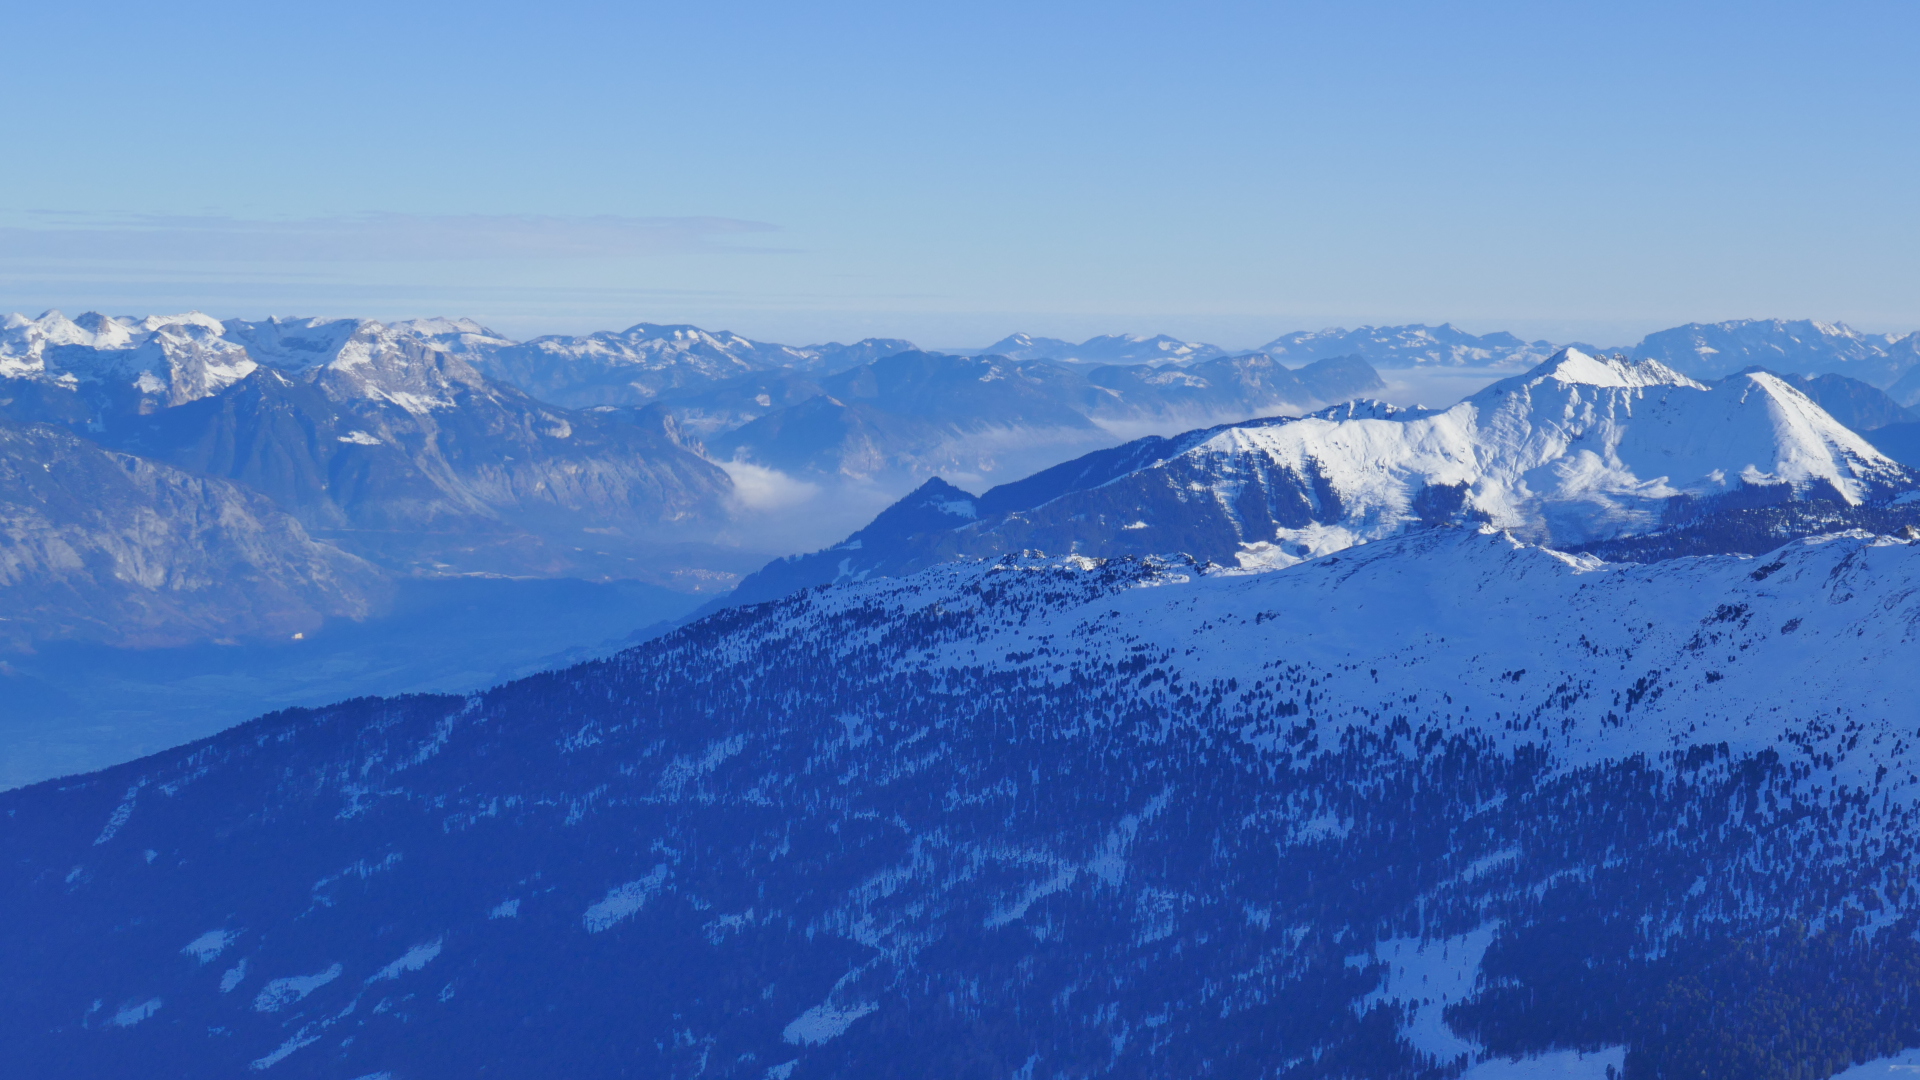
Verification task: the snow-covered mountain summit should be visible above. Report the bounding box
[220,315,521,414]
[0,311,516,414]
[1,310,257,406]
[1445,349,1906,535]
[1062,346,1912,559]
[724,348,1918,605]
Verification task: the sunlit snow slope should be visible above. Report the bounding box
[1097,349,1911,566]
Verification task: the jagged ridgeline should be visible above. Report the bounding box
[7,528,1920,1078]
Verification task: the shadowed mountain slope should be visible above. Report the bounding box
[0,416,384,647]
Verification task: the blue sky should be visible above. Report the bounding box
[2,0,1915,348]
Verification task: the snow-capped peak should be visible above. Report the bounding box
[391,317,497,338]
[1,310,94,375]
[1483,347,1705,392]
[0,310,257,402]
[134,311,226,335]
[1055,351,1919,570]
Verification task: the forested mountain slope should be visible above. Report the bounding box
[5,527,1920,1078]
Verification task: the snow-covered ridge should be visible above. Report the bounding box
[775,525,1920,791]
[1110,348,1910,561]
[0,310,507,411]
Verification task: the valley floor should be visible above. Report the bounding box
[0,576,704,789]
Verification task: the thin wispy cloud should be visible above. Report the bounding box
[0,212,782,262]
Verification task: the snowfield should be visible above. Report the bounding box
[806,526,1920,791]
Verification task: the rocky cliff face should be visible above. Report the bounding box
[0,417,384,647]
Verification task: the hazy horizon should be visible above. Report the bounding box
[5,2,1917,349]
[8,303,1913,357]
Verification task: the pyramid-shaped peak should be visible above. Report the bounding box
[1508,347,1706,391]
[905,475,974,499]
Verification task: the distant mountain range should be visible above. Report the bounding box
[465,322,917,410]
[0,312,1379,648]
[0,313,741,612]
[697,352,1382,485]
[1254,323,1571,368]
[1634,319,1920,385]
[968,331,1232,365]
[5,310,1920,652]
[969,319,1920,388]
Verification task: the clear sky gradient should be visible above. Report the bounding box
[2,0,1915,348]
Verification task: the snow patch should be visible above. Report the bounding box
[1831,1047,1920,1077]
[93,782,144,845]
[1462,1048,1625,1078]
[250,1029,323,1070]
[110,998,162,1027]
[253,964,342,1012]
[1359,925,1499,1064]
[182,929,237,964]
[366,940,442,982]
[783,1001,878,1045]
[583,865,670,932]
[932,498,977,519]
